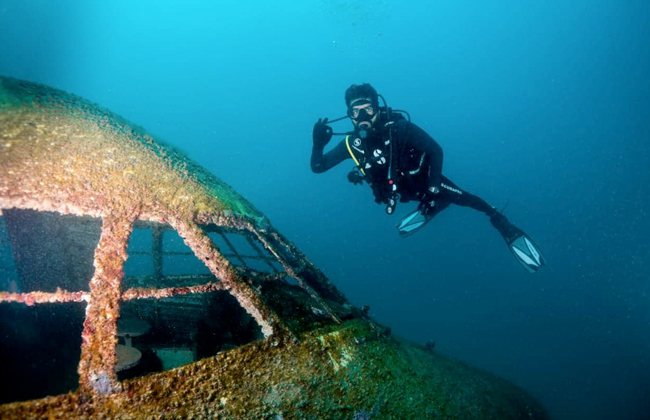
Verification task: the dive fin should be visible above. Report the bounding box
[397,209,431,238]
[490,213,546,273]
[508,234,546,273]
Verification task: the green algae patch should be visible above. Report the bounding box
[0,77,34,109]
[0,81,17,109]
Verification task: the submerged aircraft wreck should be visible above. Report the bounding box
[0,76,549,419]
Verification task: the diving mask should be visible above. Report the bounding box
[348,103,376,120]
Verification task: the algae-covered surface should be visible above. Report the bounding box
[0,319,549,419]
[0,76,263,224]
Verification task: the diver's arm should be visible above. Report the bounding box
[311,140,350,173]
[400,121,443,190]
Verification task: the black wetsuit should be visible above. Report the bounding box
[311,116,496,218]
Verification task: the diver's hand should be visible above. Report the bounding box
[313,118,333,148]
[347,168,364,185]
[418,186,440,216]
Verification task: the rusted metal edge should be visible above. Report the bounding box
[251,228,342,325]
[0,289,88,305]
[205,214,342,324]
[0,282,228,306]
[165,216,291,341]
[120,281,226,300]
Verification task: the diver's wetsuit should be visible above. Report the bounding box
[311,117,496,218]
[311,111,547,272]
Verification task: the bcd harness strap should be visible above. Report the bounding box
[345,135,366,176]
[346,131,399,215]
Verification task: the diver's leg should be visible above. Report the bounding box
[439,176,546,272]
[438,176,496,216]
[439,176,519,234]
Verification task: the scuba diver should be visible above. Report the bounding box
[310,83,546,273]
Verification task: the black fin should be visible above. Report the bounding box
[508,234,547,273]
[490,213,546,273]
[396,209,430,238]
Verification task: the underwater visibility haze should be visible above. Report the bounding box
[1,1,649,419]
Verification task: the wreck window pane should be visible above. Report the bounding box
[207,232,234,254]
[123,224,218,290]
[237,257,281,274]
[0,302,85,404]
[0,209,100,293]
[116,290,262,381]
[162,254,212,276]
[162,230,210,277]
[124,228,153,279]
[206,231,284,275]
[123,227,154,288]
[223,233,256,255]
[128,227,153,251]
[124,253,152,278]
[162,230,190,252]
[0,215,20,293]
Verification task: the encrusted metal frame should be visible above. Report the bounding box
[0,76,345,395]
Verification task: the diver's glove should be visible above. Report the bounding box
[347,167,364,185]
[418,186,440,216]
[313,118,333,148]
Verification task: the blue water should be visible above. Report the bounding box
[2,1,649,419]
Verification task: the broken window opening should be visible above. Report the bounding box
[198,225,354,335]
[0,211,271,403]
[162,230,213,277]
[123,221,218,290]
[116,290,263,381]
[0,209,100,293]
[0,301,85,404]
[0,215,19,293]
[116,220,268,381]
[0,210,94,402]
[204,226,284,275]
[0,206,352,404]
